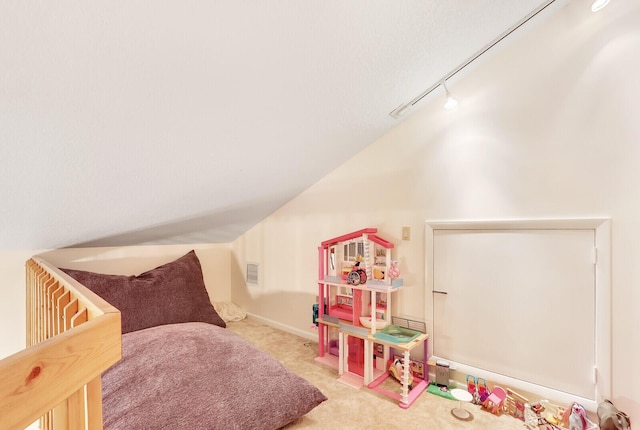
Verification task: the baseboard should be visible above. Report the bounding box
[245,312,317,342]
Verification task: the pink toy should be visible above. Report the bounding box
[482,386,507,415]
[563,402,588,430]
[388,260,400,279]
[477,377,489,403]
[387,358,414,388]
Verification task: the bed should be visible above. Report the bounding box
[0,251,326,430]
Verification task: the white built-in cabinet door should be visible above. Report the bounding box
[426,219,610,406]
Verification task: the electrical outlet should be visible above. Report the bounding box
[402,226,411,241]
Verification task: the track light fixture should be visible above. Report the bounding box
[591,0,610,12]
[389,103,411,119]
[443,82,458,109]
[389,0,559,119]
[389,0,607,119]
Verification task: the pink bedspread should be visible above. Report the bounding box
[102,322,326,430]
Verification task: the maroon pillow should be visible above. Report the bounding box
[62,250,226,333]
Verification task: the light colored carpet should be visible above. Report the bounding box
[227,318,528,430]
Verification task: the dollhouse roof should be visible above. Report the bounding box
[321,228,394,249]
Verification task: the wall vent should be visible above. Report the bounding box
[246,263,259,284]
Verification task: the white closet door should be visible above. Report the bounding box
[433,228,595,399]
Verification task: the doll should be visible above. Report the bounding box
[388,259,400,279]
[563,403,588,430]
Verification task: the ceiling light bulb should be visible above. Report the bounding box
[443,82,458,109]
[591,0,610,12]
[444,95,458,109]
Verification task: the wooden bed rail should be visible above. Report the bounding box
[0,257,121,430]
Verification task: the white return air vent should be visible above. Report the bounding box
[246,263,259,285]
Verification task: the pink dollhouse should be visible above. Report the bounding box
[315,228,429,408]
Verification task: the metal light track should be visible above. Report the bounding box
[389,0,559,118]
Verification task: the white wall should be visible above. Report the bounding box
[0,243,231,360]
[231,0,639,418]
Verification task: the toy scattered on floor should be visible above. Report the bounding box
[435,360,450,387]
[533,402,567,429]
[466,374,490,404]
[530,402,545,417]
[477,377,489,403]
[426,382,456,400]
[548,415,561,426]
[563,402,588,430]
[388,259,400,279]
[482,385,507,415]
[526,401,551,429]
[466,374,477,401]
[597,399,631,430]
[505,387,528,421]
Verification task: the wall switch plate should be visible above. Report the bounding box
[402,226,411,241]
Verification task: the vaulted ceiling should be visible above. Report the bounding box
[0,1,559,250]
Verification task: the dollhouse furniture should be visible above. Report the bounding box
[315,228,429,408]
[451,388,474,420]
[367,317,429,408]
[505,387,529,421]
[483,386,508,415]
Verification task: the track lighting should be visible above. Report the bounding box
[389,0,558,119]
[443,82,458,109]
[389,0,606,119]
[389,103,412,119]
[591,0,610,12]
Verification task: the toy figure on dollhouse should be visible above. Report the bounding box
[388,259,400,279]
[347,254,367,285]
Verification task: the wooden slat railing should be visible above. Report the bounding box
[0,257,121,430]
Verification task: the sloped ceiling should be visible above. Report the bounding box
[0,1,556,250]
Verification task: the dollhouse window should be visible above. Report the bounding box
[374,247,387,265]
[344,242,364,262]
